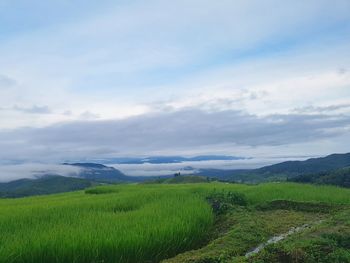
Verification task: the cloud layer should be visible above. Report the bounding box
[0,108,349,163]
[0,164,81,182]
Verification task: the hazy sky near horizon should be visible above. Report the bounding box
[0,0,350,165]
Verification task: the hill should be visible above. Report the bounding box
[143,175,209,184]
[290,167,350,188]
[256,152,350,175]
[165,175,209,184]
[0,175,96,198]
[197,152,350,183]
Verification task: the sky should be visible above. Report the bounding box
[0,0,350,179]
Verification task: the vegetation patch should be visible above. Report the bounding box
[290,167,350,188]
[206,190,247,215]
[85,185,120,194]
[163,209,320,263]
[251,209,350,263]
[256,200,343,213]
[143,175,210,184]
[163,183,350,263]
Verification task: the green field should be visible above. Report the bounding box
[0,182,349,263]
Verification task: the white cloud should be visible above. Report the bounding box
[0,163,82,182]
[0,0,349,130]
[111,158,290,176]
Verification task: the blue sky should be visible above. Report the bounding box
[0,0,350,176]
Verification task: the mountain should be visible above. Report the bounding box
[255,153,350,175]
[196,152,350,183]
[2,153,349,198]
[63,163,168,183]
[0,175,96,198]
[68,163,110,169]
[290,167,350,188]
[63,163,142,182]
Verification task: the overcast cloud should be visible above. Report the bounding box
[0,108,349,163]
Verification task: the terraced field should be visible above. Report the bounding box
[0,183,349,262]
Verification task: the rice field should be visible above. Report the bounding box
[0,182,349,263]
[0,187,212,263]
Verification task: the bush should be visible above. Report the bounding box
[206,190,247,214]
[85,186,119,194]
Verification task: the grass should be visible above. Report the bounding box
[164,209,322,263]
[252,209,350,263]
[0,182,349,262]
[0,187,212,263]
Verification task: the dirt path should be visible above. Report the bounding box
[245,220,322,258]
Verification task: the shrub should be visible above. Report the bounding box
[206,190,247,214]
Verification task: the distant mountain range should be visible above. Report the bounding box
[197,152,350,183]
[255,153,350,175]
[0,152,349,197]
[0,163,157,198]
[63,163,170,183]
[63,163,140,182]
